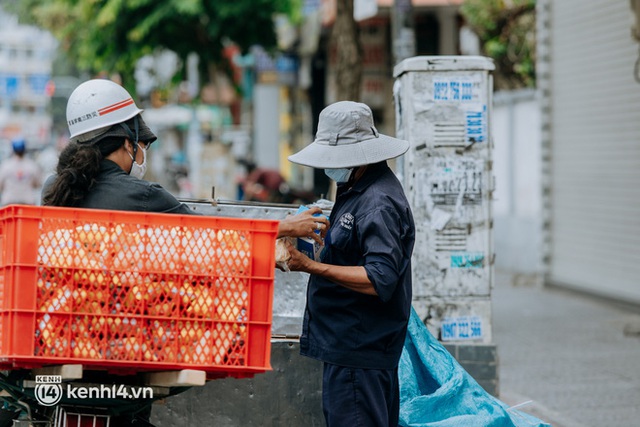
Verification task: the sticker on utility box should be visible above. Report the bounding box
[433,77,482,103]
[451,252,484,268]
[465,106,487,144]
[428,158,484,206]
[441,316,483,341]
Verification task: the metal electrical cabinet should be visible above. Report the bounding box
[393,56,496,346]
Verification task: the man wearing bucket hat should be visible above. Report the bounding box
[286,101,415,426]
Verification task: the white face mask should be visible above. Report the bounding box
[324,168,352,183]
[128,143,147,180]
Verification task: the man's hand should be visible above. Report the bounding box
[284,239,315,273]
[278,206,329,246]
[283,239,377,296]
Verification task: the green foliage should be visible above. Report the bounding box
[7,0,297,87]
[461,0,536,90]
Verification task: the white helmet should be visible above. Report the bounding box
[67,79,143,143]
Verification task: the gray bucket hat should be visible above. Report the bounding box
[288,101,409,168]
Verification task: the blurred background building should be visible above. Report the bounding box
[0,0,638,308]
[0,2,637,423]
[0,8,57,156]
[118,0,472,204]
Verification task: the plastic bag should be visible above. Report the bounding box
[275,238,292,272]
[399,307,551,427]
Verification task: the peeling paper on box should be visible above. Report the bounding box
[430,207,452,231]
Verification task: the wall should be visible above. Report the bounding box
[492,89,542,277]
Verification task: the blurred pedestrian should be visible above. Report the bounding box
[0,138,42,206]
[286,101,415,427]
[242,166,290,203]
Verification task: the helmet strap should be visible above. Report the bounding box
[119,116,140,173]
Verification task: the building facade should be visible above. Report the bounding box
[538,0,640,305]
[0,9,57,150]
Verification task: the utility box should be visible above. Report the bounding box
[394,56,498,394]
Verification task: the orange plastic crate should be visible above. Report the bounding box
[0,205,278,377]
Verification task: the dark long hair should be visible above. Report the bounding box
[42,137,124,207]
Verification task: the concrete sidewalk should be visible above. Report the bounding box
[492,271,640,427]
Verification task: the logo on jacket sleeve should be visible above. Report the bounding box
[338,213,354,230]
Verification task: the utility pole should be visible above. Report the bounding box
[391,0,416,65]
[332,0,362,101]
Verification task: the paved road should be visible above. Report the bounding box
[492,271,640,427]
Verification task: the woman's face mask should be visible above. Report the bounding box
[128,142,148,180]
[324,168,352,183]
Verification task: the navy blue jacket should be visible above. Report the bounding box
[300,161,415,369]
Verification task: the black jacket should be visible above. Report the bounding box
[43,159,195,214]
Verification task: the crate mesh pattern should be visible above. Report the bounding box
[0,206,277,377]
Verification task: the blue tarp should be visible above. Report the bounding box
[399,308,552,427]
